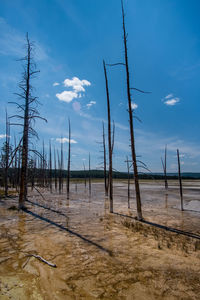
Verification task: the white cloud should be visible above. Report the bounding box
[0,134,6,139]
[56,91,78,103]
[163,93,180,106]
[164,98,180,106]
[56,137,77,144]
[131,102,138,110]
[63,77,91,92]
[165,94,173,99]
[53,82,60,86]
[86,101,96,109]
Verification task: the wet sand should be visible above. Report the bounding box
[0,180,200,299]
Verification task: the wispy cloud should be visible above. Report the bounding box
[56,137,77,144]
[86,101,96,109]
[165,98,180,106]
[63,77,91,92]
[0,134,6,139]
[56,91,78,103]
[0,18,48,60]
[72,101,81,112]
[79,111,128,131]
[165,94,173,99]
[53,82,60,86]
[163,94,180,106]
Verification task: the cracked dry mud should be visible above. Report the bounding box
[0,180,200,299]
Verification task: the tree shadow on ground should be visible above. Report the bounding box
[26,199,68,218]
[23,207,113,255]
[113,212,200,240]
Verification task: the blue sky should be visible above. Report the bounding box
[0,0,200,172]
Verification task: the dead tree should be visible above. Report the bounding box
[102,122,108,196]
[121,0,142,220]
[161,145,168,190]
[89,153,91,195]
[177,149,183,211]
[10,34,47,208]
[103,60,113,212]
[67,118,71,199]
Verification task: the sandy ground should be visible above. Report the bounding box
[0,179,200,299]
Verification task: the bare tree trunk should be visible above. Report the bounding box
[121,0,142,220]
[102,122,108,196]
[19,36,31,209]
[103,60,113,213]
[67,119,71,200]
[177,149,183,211]
[10,33,46,208]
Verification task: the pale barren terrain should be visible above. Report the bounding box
[0,180,200,299]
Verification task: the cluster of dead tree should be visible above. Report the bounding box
[0,111,93,201]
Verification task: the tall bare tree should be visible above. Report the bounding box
[10,33,47,209]
[103,60,113,212]
[121,0,142,220]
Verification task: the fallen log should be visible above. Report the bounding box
[26,254,57,268]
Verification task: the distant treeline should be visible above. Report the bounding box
[1,168,200,181]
